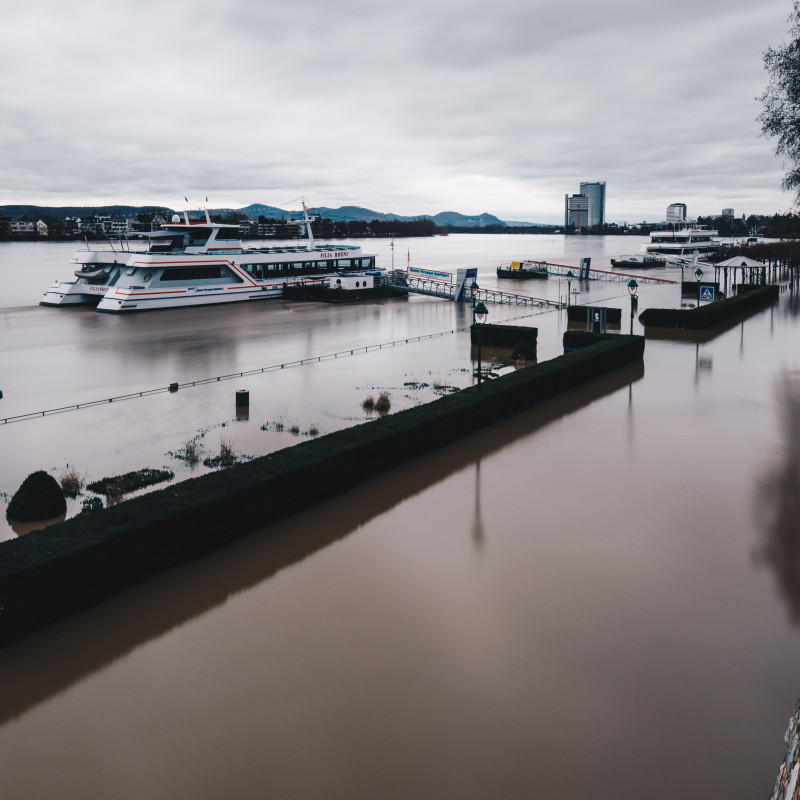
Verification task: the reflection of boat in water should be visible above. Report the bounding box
[41,204,377,313]
[496,260,549,279]
[611,255,667,268]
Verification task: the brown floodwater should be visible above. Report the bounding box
[1,236,799,798]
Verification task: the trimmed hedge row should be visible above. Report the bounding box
[639,284,779,329]
[469,323,538,348]
[566,305,622,324]
[0,333,644,647]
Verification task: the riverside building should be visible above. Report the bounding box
[565,181,605,230]
[666,203,687,226]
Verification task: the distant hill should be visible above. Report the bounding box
[427,211,504,227]
[0,203,541,228]
[503,220,553,228]
[238,204,508,228]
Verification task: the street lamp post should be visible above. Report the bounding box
[474,301,488,392]
[566,270,574,307]
[695,267,704,308]
[627,278,638,335]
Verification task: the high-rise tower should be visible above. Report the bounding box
[579,181,606,228]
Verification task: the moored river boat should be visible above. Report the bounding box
[41,204,378,312]
[496,260,549,279]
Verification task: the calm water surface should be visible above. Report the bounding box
[1,235,799,798]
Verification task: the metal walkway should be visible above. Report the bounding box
[385,274,561,308]
[506,260,677,285]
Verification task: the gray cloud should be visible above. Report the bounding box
[0,0,793,221]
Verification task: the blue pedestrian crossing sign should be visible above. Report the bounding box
[700,286,715,301]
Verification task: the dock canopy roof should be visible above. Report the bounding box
[714,255,765,268]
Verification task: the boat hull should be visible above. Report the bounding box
[96,282,288,313]
[40,282,109,306]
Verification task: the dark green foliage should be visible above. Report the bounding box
[6,471,66,522]
[510,342,537,361]
[0,335,644,647]
[87,468,174,496]
[639,285,779,329]
[563,331,618,350]
[759,2,800,203]
[80,497,104,514]
[566,306,622,324]
[470,323,538,347]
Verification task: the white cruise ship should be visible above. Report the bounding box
[41,205,377,313]
[645,226,720,257]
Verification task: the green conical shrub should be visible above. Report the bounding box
[6,471,67,522]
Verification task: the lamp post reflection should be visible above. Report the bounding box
[474,301,488,392]
[627,278,638,335]
[695,267,704,308]
[471,459,485,551]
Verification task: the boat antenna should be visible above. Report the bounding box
[102,230,117,253]
[204,196,210,224]
[183,197,190,225]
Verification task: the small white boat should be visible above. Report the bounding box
[41,204,378,313]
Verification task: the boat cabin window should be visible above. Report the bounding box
[215,227,241,240]
[157,266,242,283]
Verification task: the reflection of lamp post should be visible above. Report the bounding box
[471,281,479,320]
[627,278,638,335]
[471,459,484,550]
[566,270,574,307]
[474,301,488,392]
[695,267,704,308]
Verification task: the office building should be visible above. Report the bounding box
[722,208,734,217]
[564,193,589,229]
[666,203,687,226]
[579,181,606,228]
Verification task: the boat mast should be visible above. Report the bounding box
[302,201,315,249]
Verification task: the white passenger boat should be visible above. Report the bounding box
[41,205,377,313]
[644,226,720,257]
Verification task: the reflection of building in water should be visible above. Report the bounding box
[770,697,800,800]
[755,374,800,622]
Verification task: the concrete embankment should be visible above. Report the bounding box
[639,284,779,329]
[0,333,644,647]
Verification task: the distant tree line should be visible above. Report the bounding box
[8,210,800,242]
[696,213,800,239]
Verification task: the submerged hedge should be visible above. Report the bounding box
[0,333,644,647]
[469,323,538,348]
[566,305,622,324]
[639,284,779,329]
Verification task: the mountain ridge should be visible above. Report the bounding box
[0,203,551,228]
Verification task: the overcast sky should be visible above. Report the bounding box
[0,0,795,223]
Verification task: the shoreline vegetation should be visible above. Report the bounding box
[9,206,800,241]
[0,332,644,648]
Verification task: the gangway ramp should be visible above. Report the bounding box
[503,260,677,285]
[385,273,561,309]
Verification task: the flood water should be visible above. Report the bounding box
[1,234,799,798]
